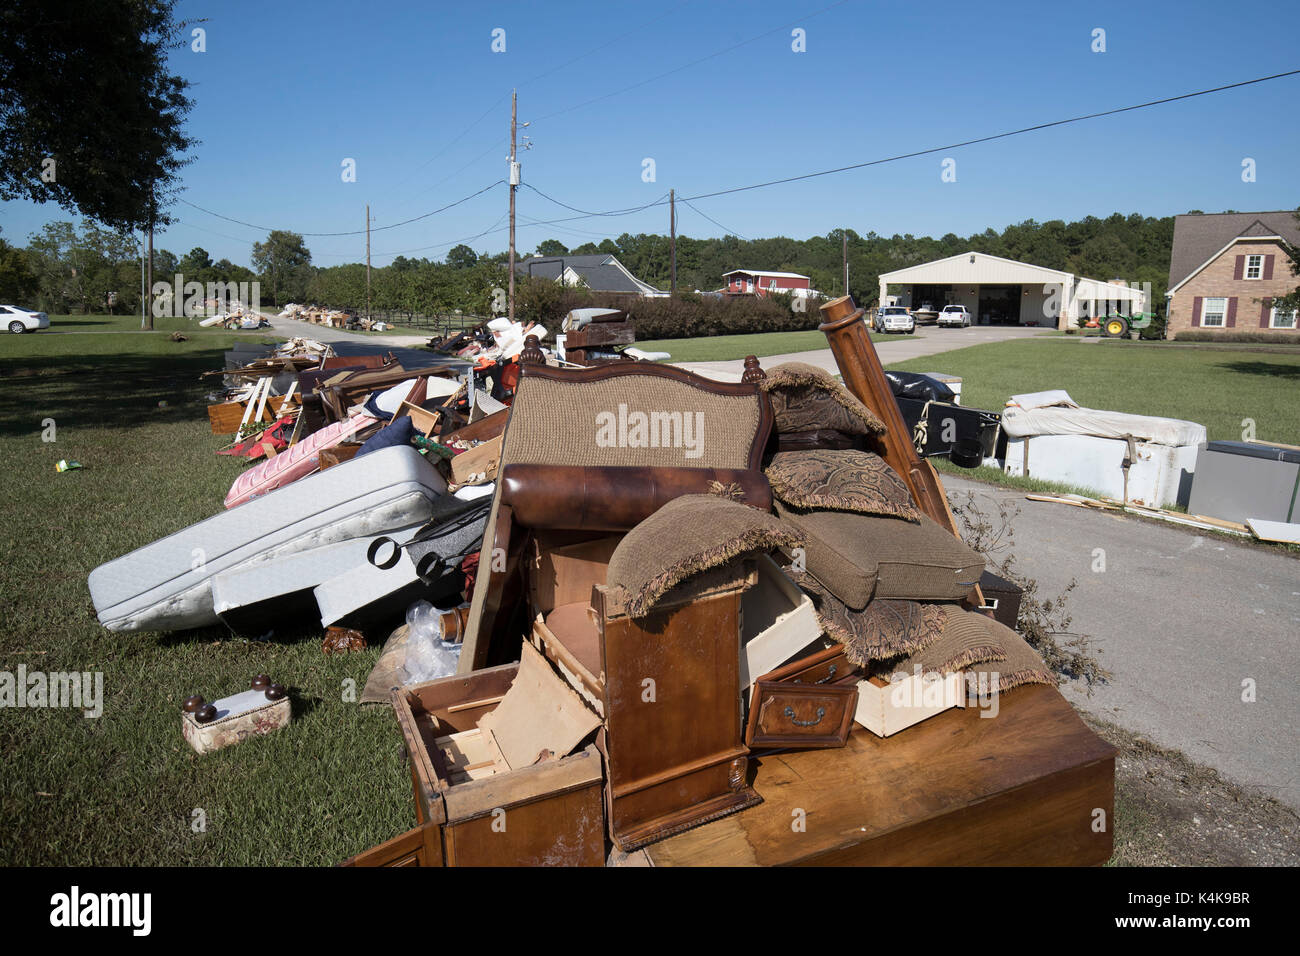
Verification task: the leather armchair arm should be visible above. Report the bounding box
[500,464,771,531]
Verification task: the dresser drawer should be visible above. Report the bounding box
[745,681,858,749]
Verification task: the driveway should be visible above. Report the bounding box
[674,325,1050,379]
[943,472,1300,812]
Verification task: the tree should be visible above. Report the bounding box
[0,0,196,230]
[251,231,312,306]
[535,239,569,257]
[0,235,39,303]
[446,244,478,269]
[26,220,140,313]
[178,246,212,276]
[1270,208,1300,315]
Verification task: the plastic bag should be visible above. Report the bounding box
[884,371,956,403]
[403,600,462,683]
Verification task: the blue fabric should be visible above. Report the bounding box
[355,415,415,459]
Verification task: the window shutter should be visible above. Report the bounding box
[1233,255,1245,280]
[1259,298,1272,328]
[1191,296,1202,327]
[1263,255,1274,280]
[1226,298,1237,327]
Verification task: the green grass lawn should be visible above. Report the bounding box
[0,331,410,865]
[636,328,888,363]
[888,338,1300,445]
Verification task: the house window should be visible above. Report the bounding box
[1270,306,1297,329]
[1201,297,1227,327]
[1245,255,1263,280]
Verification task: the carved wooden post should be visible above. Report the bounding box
[817,295,957,535]
[740,354,766,384]
[520,334,544,366]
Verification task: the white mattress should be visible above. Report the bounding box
[89,446,447,632]
[1002,405,1206,446]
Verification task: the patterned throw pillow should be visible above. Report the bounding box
[765,449,920,521]
[760,362,886,436]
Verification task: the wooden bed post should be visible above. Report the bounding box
[817,295,961,536]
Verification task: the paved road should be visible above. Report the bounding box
[942,473,1300,811]
[673,325,1050,380]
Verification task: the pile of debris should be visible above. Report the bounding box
[430,308,670,365]
[198,305,270,331]
[87,297,1115,868]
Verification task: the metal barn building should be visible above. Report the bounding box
[878,251,1149,329]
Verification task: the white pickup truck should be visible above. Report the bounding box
[937,305,972,328]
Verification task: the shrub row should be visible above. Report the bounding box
[1173,330,1300,344]
[512,279,822,339]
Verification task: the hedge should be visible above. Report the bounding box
[1174,330,1300,344]
[512,278,823,339]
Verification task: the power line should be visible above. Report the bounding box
[177,180,504,236]
[521,183,670,217]
[679,67,1300,202]
[680,199,748,241]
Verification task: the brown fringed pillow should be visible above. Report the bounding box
[869,607,1056,696]
[607,495,804,619]
[760,362,886,436]
[788,568,946,664]
[766,449,920,521]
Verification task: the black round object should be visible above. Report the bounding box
[265,684,287,701]
[182,695,205,713]
[195,703,218,723]
[949,438,984,469]
[251,674,271,691]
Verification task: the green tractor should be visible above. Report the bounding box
[1101,312,1158,337]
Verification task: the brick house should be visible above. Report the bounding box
[1166,211,1300,339]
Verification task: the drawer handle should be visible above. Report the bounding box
[784,705,826,727]
[815,664,837,684]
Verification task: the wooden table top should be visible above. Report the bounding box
[645,685,1116,866]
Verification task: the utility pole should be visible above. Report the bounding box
[508,90,518,321]
[842,231,848,297]
[145,184,155,331]
[140,235,146,329]
[669,189,677,296]
[365,204,372,321]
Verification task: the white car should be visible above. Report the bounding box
[937,305,972,328]
[878,306,915,334]
[3,305,49,333]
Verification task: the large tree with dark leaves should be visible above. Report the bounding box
[0,0,195,230]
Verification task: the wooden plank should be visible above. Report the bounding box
[1247,518,1300,544]
[645,684,1115,867]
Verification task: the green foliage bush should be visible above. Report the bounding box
[1174,330,1300,344]
[513,280,822,338]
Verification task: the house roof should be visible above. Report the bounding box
[515,253,664,295]
[1168,210,1300,290]
[879,250,1072,284]
[722,269,810,280]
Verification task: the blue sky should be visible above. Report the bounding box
[3,0,1298,267]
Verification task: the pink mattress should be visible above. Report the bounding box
[224,414,380,508]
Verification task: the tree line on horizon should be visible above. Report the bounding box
[0,211,1190,319]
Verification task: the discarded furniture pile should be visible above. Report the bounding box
[342,295,1115,867]
[198,305,269,331]
[87,296,1117,865]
